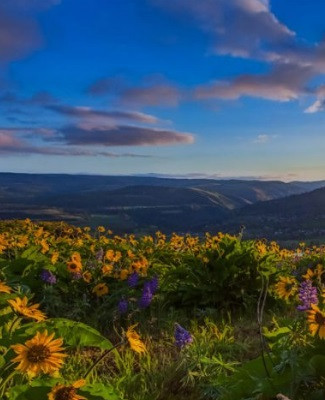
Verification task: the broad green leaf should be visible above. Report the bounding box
[7,385,51,400]
[2,318,113,350]
[81,383,121,400]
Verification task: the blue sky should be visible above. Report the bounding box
[0,0,324,180]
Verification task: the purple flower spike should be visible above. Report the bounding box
[148,275,159,294]
[72,272,82,280]
[118,298,128,314]
[95,248,104,261]
[128,272,139,288]
[40,269,56,284]
[174,323,193,349]
[143,276,159,295]
[297,280,318,311]
[138,286,153,308]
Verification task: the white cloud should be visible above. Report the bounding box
[253,134,277,144]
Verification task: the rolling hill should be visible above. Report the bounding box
[221,187,325,241]
[0,172,324,238]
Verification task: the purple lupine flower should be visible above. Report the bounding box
[297,280,318,311]
[95,248,104,262]
[138,285,153,308]
[118,298,128,314]
[174,323,193,349]
[72,272,82,280]
[87,261,97,270]
[128,272,139,288]
[40,269,56,284]
[148,275,159,294]
[142,276,159,295]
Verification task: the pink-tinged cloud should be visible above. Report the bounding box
[46,104,159,124]
[0,130,152,158]
[0,131,23,147]
[86,75,182,107]
[0,1,60,63]
[151,0,294,61]
[119,83,181,107]
[86,76,125,96]
[195,64,313,102]
[55,125,195,146]
[304,85,325,113]
[0,7,41,63]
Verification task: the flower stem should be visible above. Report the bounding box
[8,316,21,337]
[0,369,16,397]
[83,341,125,380]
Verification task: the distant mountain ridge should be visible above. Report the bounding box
[220,187,325,240]
[0,172,324,239]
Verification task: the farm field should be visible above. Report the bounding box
[0,219,325,400]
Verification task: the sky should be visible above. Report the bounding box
[0,0,325,181]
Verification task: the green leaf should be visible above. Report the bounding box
[81,383,121,400]
[309,355,325,377]
[7,385,51,400]
[2,318,113,350]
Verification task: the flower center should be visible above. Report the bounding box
[315,311,325,326]
[54,387,75,400]
[27,344,51,363]
[285,283,294,293]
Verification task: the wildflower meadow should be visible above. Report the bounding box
[0,219,325,399]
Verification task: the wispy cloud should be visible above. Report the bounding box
[195,64,312,102]
[152,0,325,109]
[151,0,295,62]
[0,6,41,63]
[86,76,125,96]
[253,134,278,144]
[54,125,195,146]
[0,129,153,158]
[86,75,182,107]
[46,104,159,124]
[304,86,325,113]
[0,1,60,63]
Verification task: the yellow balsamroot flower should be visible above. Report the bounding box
[307,304,325,339]
[34,227,44,238]
[274,276,298,300]
[120,269,129,280]
[303,264,324,280]
[40,239,49,254]
[105,249,122,262]
[48,380,86,400]
[127,250,135,259]
[71,252,82,263]
[92,283,108,297]
[83,271,92,283]
[0,280,11,293]
[11,330,67,377]
[126,325,146,354]
[113,251,122,262]
[256,241,267,256]
[67,252,83,274]
[8,296,46,322]
[51,251,59,264]
[105,249,115,261]
[102,264,113,276]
